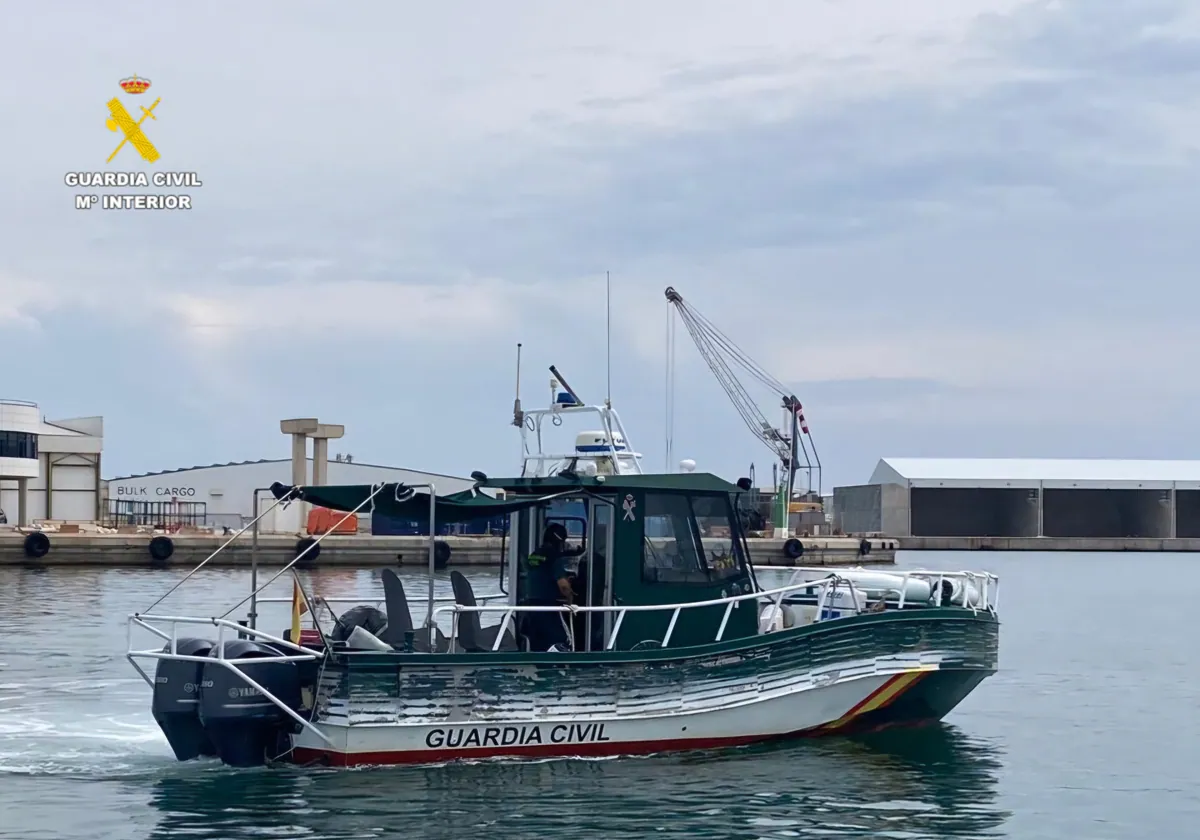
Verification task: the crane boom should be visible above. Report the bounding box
[664,286,822,534]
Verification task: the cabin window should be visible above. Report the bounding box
[641,493,746,584]
[641,493,709,583]
[690,494,744,581]
[546,499,587,538]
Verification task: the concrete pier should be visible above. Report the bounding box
[899,535,1200,552]
[0,533,894,568]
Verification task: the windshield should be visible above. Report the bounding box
[642,493,746,584]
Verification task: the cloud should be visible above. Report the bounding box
[162,276,538,348]
[4,0,1200,487]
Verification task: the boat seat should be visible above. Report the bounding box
[449,570,518,652]
[380,568,448,653]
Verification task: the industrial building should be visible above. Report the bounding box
[105,458,475,532]
[1,408,475,533]
[833,458,1200,539]
[0,400,104,526]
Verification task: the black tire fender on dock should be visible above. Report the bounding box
[859,538,871,556]
[783,538,804,560]
[295,536,320,566]
[434,540,451,570]
[23,531,50,559]
[148,535,174,563]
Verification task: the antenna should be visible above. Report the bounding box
[511,343,524,427]
[665,298,676,472]
[549,364,584,405]
[605,271,612,409]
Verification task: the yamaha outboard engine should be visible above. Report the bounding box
[151,637,218,761]
[198,640,303,767]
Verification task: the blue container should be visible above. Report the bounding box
[371,511,510,537]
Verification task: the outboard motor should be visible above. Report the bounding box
[198,640,302,768]
[151,637,218,761]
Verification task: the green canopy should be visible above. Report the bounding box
[269,481,569,523]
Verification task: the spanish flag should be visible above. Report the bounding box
[290,578,308,641]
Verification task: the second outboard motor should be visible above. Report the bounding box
[198,641,302,768]
[151,637,218,761]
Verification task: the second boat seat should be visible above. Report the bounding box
[449,570,518,652]
[380,568,448,653]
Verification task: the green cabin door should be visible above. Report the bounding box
[610,490,757,650]
[587,498,614,652]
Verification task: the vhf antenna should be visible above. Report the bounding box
[605,270,612,409]
[511,342,524,427]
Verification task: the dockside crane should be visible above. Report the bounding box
[664,286,822,537]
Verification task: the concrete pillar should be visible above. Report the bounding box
[281,418,343,534]
[281,420,318,534]
[905,482,912,537]
[313,437,328,486]
[291,434,307,485]
[17,478,28,527]
[94,453,102,521]
[45,458,54,520]
[1037,483,1044,537]
[310,423,343,487]
[1170,487,1177,539]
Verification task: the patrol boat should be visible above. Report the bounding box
[126,375,1000,768]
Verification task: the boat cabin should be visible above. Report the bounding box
[282,472,760,653]
[492,472,758,651]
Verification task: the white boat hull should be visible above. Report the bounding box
[289,666,939,766]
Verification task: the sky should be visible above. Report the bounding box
[3,0,1200,491]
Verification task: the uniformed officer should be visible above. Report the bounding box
[522,523,585,650]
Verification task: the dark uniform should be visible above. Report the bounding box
[522,523,585,651]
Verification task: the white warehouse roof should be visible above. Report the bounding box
[104,458,477,517]
[107,457,468,485]
[869,457,1200,491]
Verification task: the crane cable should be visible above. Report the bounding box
[664,287,822,491]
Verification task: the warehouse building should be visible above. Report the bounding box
[833,458,1200,538]
[0,399,104,526]
[104,458,476,533]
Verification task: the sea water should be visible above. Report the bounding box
[1,552,1197,839]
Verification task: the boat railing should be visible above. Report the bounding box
[254,591,510,627]
[755,565,1000,613]
[124,612,333,746]
[254,592,509,608]
[520,402,643,477]
[433,574,872,652]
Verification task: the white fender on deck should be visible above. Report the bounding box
[829,569,984,607]
[945,578,985,608]
[825,570,934,602]
[346,626,393,652]
[757,603,796,633]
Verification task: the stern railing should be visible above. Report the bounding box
[125,613,332,745]
[125,479,411,746]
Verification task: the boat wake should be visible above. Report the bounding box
[0,715,172,777]
[0,676,174,777]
